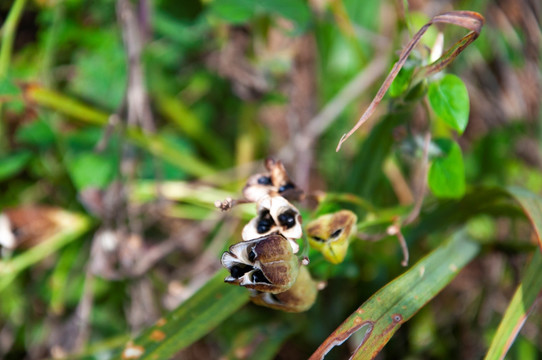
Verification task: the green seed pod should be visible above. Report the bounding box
[221,233,300,293]
[250,266,317,312]
[307,210,358,264]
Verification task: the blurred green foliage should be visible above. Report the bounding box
[0,0,541,359]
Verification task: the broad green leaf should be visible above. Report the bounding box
[0,150,32,181]
[428,74,470,134]
[309,232,479,360]
[0,211,91,293]
[258,0,311,33]
[115,269,250,360]
[484,250,542,360]
[69,32,127,111]
[0,77,20,96]
[67,152,117,190]
[389,62,415,98]
[209,0,255,24]
[428,139,465,198]
[15,118,56,148]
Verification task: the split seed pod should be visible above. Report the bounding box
[243,158,303,202]
[221,233,300,293]
[0,207,66,250]
[242,195,302,253]
[307,210,358,264]
[250,266,317,312]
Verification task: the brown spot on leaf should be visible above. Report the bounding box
[155,318,167,327]
[149,330,166,342]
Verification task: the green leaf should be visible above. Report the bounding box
[0,77,20,96]
[0,150,32,181]
[428,139,466,198]
[428,74,470,134]
[506,187,542,251]
[115,269,250,360]
[310,232,480,359]
[484,250,542,360]
[226,323,299,360]
[67,152,117,190]
[482,187,542,359]
[258,0,311,32]
[15,118,56,148]
[209,0,255,24]
[389,62,415,98]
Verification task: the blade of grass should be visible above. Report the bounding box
[0,210,91,293]
[0,0,28,150]
[484,250,542,360]
[309,231,480,360]
[114,269,250,360]
[506,187,542,251]
[483,187,542,359]
[226,322,300,360]
[24,85,216,177]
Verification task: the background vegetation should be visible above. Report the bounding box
[0,0,541,359]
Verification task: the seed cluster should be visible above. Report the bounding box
[220,159,317,312]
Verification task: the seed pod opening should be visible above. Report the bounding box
[242,159,303,203]
[242,196,302,253]
[307,210,358,264]
[221,233,300,293]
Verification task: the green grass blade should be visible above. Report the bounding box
[484,250,542,360]
[309,232,480,360]
[507,186,542,251]
[25,86,215,178]
[115,269,250,360]
[226,322,299,360]
[482,187,542,359]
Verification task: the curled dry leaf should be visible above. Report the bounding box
[336,11,485,151]
[222,234,300,294]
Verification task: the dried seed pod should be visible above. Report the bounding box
[221,233,300,293]
[250,266,317,312]
[242,196,302,253]
[307,210,358,264]
[242,158,303,202]
[0,207,66,250]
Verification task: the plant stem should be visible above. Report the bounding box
[0,0,27,151]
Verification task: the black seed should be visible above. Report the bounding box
[330,228,343,238]
[257,219,272,233]
[257,176,272,185]
[312,236,325,242]
[278,182,295,193]
[257,210,275,233]
[278,210,297,228]
[230,264,252,278]
[248,248,257,262]
[252,270,270,284]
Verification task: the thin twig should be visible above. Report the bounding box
[404,130,431,225]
